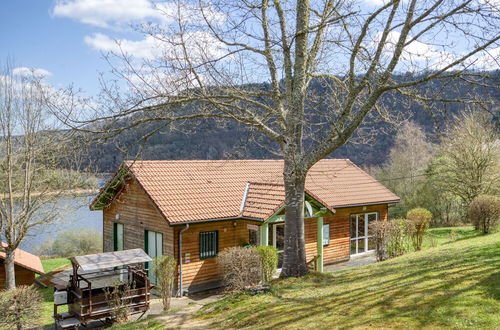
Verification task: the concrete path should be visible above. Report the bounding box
[324,252,377,272]
[139,293,222,329]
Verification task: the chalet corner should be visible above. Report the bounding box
[90,159,400,294]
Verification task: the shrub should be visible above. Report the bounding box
[255,246,278,283]
[153,255,177,310]
[217,246,261,291]
[469,195,500,234]
[50,229,102,257]
[370,219,412,261]
[407,208,432,250]
[103,281,134,324]
[0,286,43,330]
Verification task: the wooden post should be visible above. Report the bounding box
[260,222,269,246]
[317,216,324,272]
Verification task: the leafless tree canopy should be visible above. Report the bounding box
[0,62,94,289]
[60,0,499,277]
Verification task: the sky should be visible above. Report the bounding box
[1,0,498,97]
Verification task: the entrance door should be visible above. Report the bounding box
[269,223,285,268]
[145,230,163,282]
[350,213,378,255]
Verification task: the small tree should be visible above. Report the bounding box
[217,247,261,291]
[407,208,432,251]
[433,111,500,219]
[0,286,43,330]
[469,195,500,234]
[153,255,177,311]
[0,62,93,289]
[255,246,278,283]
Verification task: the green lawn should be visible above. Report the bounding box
[39,257,71,327]
[196,232,500,329]
[423,226,482,248]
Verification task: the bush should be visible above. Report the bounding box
[153,255,177,310]
[217,246,261,291]
[370,219,412,261]
[50,229,102,257]
[407,208,432,250]
[255,246,278,283]
[0,286,43,330]
[103,281,134,324]
[469,195,500,234]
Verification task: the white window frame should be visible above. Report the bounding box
[350,212,378,254]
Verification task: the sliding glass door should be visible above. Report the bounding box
[350,212,378,255]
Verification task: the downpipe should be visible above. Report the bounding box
[178,223,189,297]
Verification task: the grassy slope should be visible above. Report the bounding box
[39,258,71,327]
[423,226,482,248]
[197,232,500,329]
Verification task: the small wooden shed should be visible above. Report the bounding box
[0,243,45,289]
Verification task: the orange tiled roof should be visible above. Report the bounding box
[0,242,45,274]
[98,159,399,224]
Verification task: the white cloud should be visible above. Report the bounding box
[52,0,162,28]
[12,67,52,78]
[84,33,160,59]
[466,47,500,71]
[53,0,225,28]
[84,31,227,62]
[372,31,456,71]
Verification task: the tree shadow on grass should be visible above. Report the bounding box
[201,236,500,329]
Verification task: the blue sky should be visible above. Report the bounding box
[1,0,498,97]
[0,1,103,94]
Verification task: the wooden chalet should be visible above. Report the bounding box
[0,242,45,288]
[91,159,400,294]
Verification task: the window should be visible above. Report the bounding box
[349,212,379,254]
[323,224,330,246]
[144,230,163,281]
[200,231,218,259]
[113,223,124,251]
[249,229,259,246]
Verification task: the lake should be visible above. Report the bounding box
[20,195,103,253]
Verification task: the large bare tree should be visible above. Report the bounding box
[62,0,499,277]
[0,63,92,289]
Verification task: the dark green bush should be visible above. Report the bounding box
[255,246,278,283]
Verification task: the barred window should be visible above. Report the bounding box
[200,231,218,259]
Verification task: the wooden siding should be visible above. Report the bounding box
[173,220,261,290]
[102,180,390,290]
[103,178,174,257]
[305,204,388,265]
[0,263,36,288]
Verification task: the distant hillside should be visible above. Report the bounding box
[86,72,499,173]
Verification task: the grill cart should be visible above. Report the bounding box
[49,249,153,329]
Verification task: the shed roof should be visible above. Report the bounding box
[70,249,152,272]
[0,242,45,274]
[91,159,400,223]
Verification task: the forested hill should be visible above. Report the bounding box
[87,72,499,173]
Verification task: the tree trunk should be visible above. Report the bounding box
[280,157,308,278]
[4,248,16,290]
